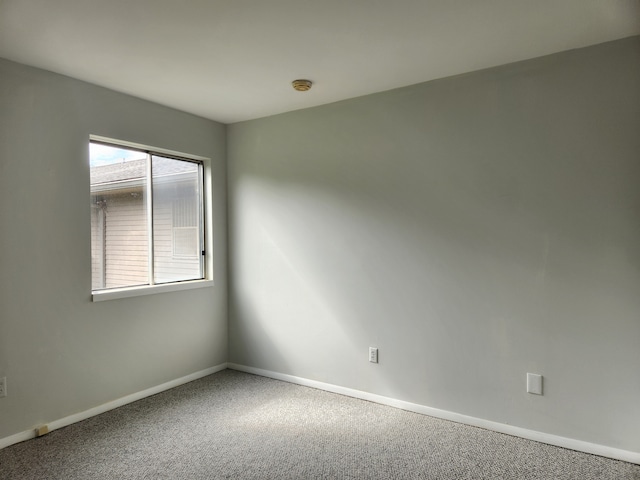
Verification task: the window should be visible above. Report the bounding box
[90,139,208,297]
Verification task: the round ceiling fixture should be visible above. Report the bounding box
[292,79,312,91]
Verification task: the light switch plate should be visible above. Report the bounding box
[527,373,543,395]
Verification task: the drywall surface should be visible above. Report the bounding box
[228,37,640,452]
[0,59,227,439]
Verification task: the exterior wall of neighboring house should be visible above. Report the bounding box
[90,206,103,288]
[90,161,201,289]
[91,191,148,289]
[153,180,201,284]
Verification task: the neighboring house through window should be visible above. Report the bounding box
[90,140,206,293]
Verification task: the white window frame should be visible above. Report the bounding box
[90,135,214,302]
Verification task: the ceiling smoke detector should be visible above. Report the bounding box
[292,79,312,91]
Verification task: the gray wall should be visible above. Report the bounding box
[227,37,640,452]
[0,59,227,439]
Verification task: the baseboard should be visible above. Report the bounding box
[228,363,640,466]
[0,362,228,451]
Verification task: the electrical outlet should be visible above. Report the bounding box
[369,347,378,363]
[0,377,6,398]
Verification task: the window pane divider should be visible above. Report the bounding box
[146,153,155,286]
[198,163,205,276]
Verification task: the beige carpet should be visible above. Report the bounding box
[1,370,638,479]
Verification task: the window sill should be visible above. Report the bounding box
[92,279,214,302]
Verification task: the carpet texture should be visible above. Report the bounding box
[1,370,638,479]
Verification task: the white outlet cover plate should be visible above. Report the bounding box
[369,347,378,363]
[527,373,543,395]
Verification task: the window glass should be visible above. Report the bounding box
[90,143,148,290]
[152,155,203,284]
[89,142,205,291]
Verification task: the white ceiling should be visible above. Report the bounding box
[0,0,638,124]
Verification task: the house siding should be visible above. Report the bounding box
[90,206,104,289]
[153,182,202,284]
[90,173,202,289]
[102,193,148,289]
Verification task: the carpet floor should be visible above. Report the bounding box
[1,369,638,479]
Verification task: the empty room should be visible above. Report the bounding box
[1,1,639,478]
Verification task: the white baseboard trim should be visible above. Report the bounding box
[0,363,227,451]
[228,363,640,466]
